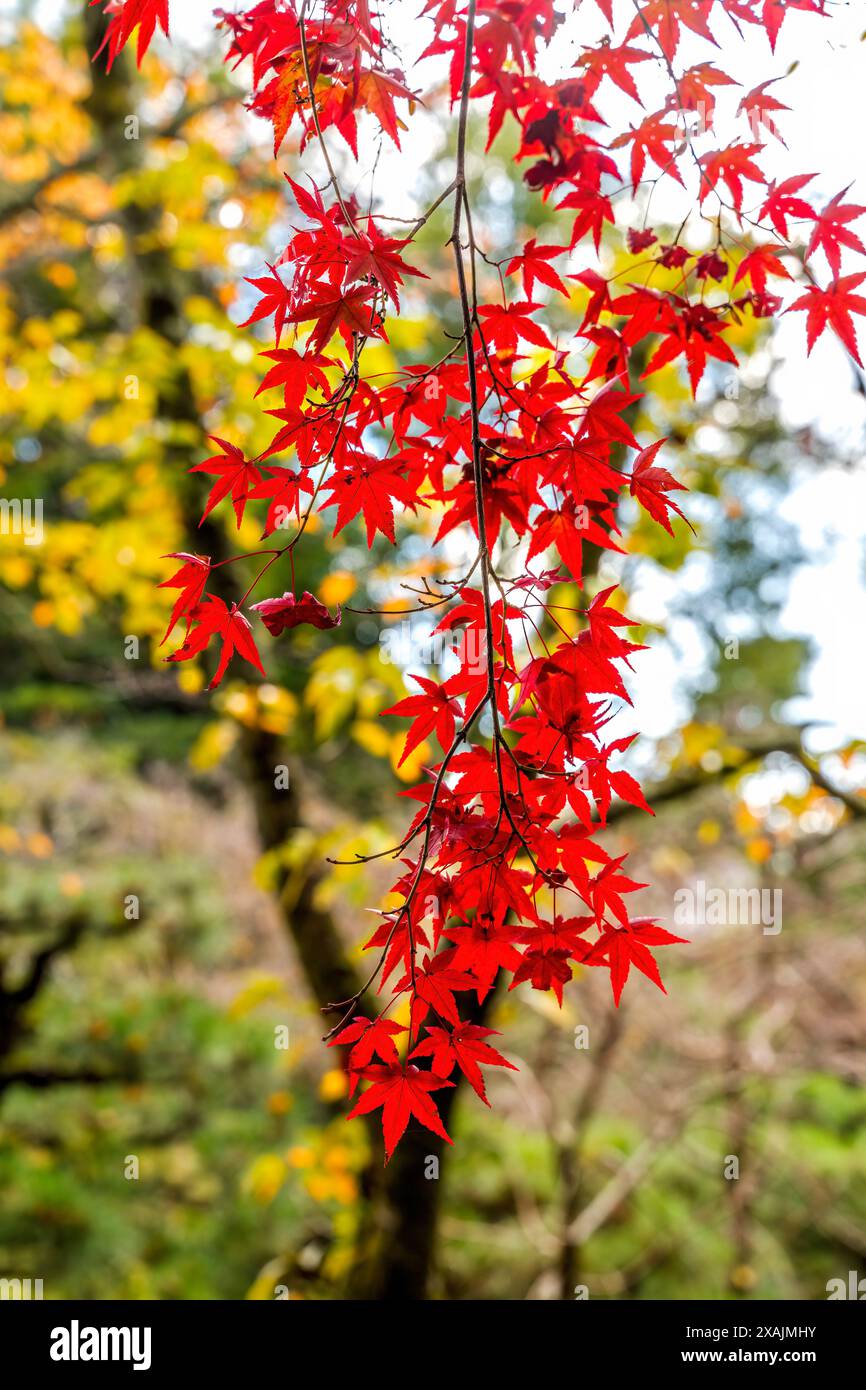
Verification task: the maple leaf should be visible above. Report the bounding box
[285,284,384,353]
[694,251,728,283]
[346,1063,453,1161]
[354,69,416,146]
[788,273,866,366]
[435,587,521,665]
[760,0,827,53]
[382,675,461,766]
[737,79,789,144]
[190,436,261,529]
[509,915,595,1004]
[558,186,615,250]
[505,239,568,298]
[733,245,792,294]
[586,585,644,660]
[578,39,651,103]
[240,266,294,347]
[510,945,573,1003]
[445,917,524,997]
[580,325,630,385]
[327,1015,407,1091]
[584,733,654,824]
[473,68,528,151]
[285,176,333,227]
[91,0,169,70]
[321,454,420,545]
[612,113,685,192]
[158,552,210,644]
[805,187,866,279]
[627,227,657,254]
[629,439,690,536]
[758,173,816,238]
[579,380,641,448]
[656,243,690,269]
[674,62,738,122]
[699,143,765,211]
[245,466,314,536]
[642,300,738,395]
[250,591,342,635]
[398,951,476,1031]
[477,300,553,351]
[626,0,716,61]
[410,1024,516,1105]
[255,348,333,409]
[166,595,264,689]
[588,919,689,1006]
[267,62,305,156]
[527,497,618,583]
[341,221,428,308]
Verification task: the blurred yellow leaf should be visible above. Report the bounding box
[244,1154,286,1204]
[319,570,357,606]
[319,1068,348,1102]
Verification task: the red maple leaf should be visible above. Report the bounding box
[642,300,739,394]
[354,69,416,147]
[477,300,553,351]
[250,591,342,635]
[285,284,384,353]
[327,1015,407,1092]
[527,496,619,583]
[165,595,265,689]
[629,439,691,536]
[341,221,428,308]
[245,466,314,536]
[699,143,765,211]
[626,0,716,60]
[410,1024,516,1104]
[758,174,816,238]
[382,675,461,766]
[191,436,261,529]
[789,273,866,366]
[91,0,169,70]
[158,552,210,644]
[346,1063,453,1161]
[505,238,568,298]
[805,187,866,279]
[240,266,294,347]
[397,951,476,1030]
[321,454,420,545]
[445,917,524,997]
[737,79,790,144]
[510,915,596,1004]
[733,245,792,293]
[558,186,616,250]
[588,919,689,1006]
[255,348,333,409]
[578,39,651,103]
[612,112,685,192]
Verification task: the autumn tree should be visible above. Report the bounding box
[88,0,864,1156]
[4,0,863,1300]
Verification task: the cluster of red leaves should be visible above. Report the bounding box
[89,0,169,71]
[98,0,861,1159]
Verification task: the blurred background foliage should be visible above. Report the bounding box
[0,2,864,1300]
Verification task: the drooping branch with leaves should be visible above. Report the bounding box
[92,0,861,1160]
